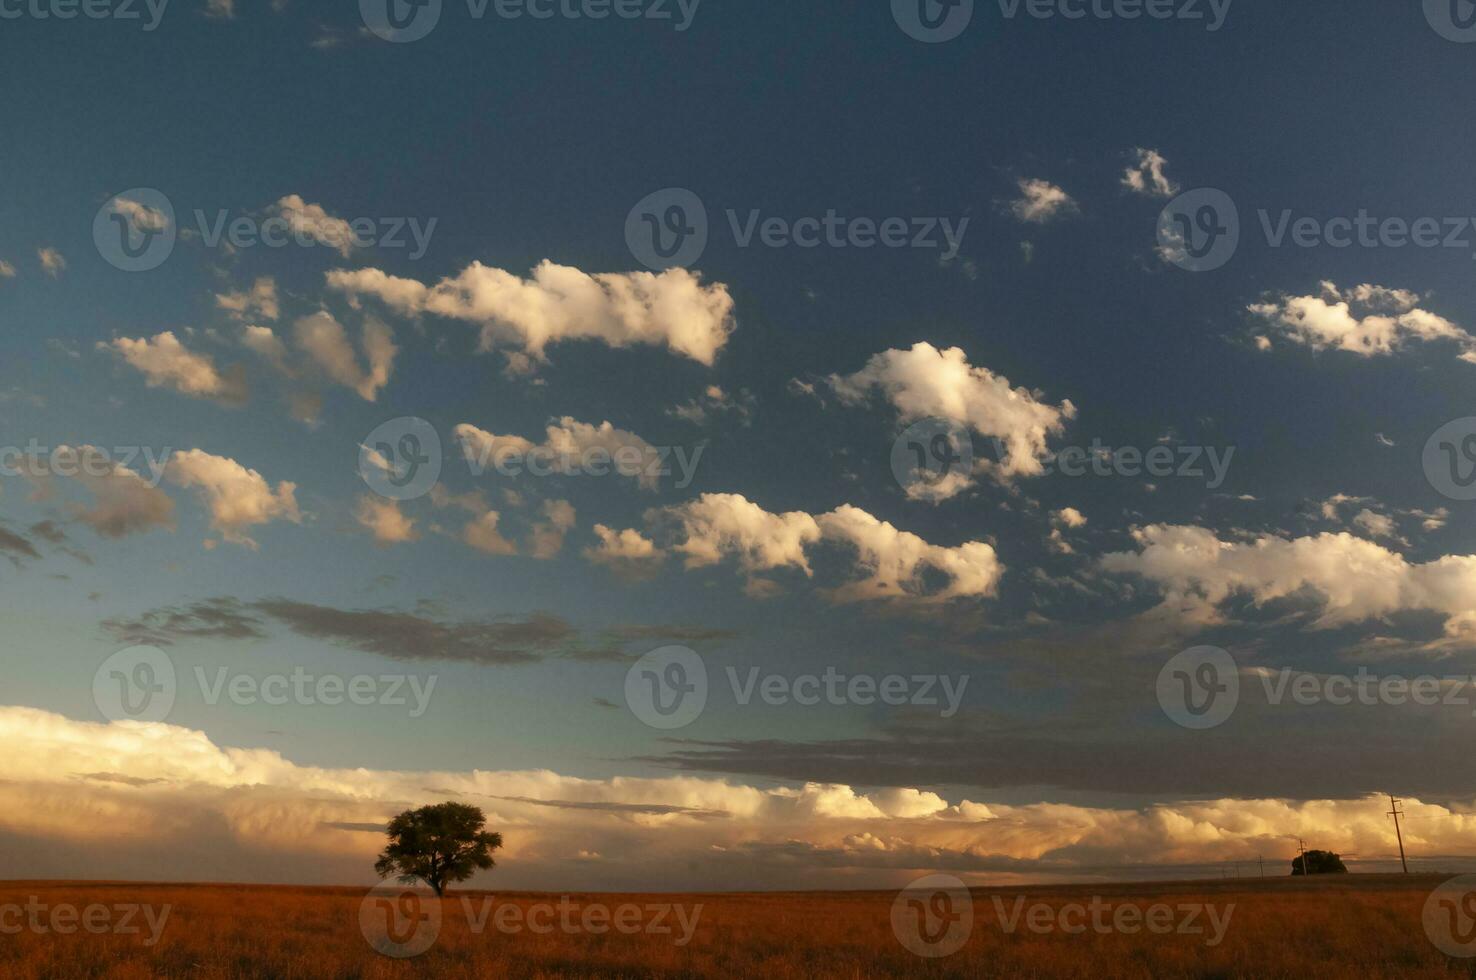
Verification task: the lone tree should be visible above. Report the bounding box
[1291,850,1348,876]
[375,802,503,897]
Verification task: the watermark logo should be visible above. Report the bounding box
[892,418,974,498]
[1425,876,1476,956]
[892,874,973,957]
[626,187,709,271]
[361,417,443,501]
[625,645,707,729]
[93,188,176,273]
[93,646,177,723]
[1158,188,1239,272]
[1426,0,1476,42]
[1425,419,1476,502]
[360,887,442,958]
[360,0,443,41]
[892,0,974,43]
[1158,646,1239,729]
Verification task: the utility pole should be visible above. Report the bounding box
[1298,838,1309,877]
[1388,795,1409,874]
[1258,854,1265,879]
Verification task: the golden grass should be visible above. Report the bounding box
[0,874,1469,979]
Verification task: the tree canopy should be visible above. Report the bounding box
[374,802,503,896]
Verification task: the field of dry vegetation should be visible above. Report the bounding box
[0,874,1469,979]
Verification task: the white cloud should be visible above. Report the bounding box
[455,417,663,489]
[293,311,396,401]
[667,493,821,578]
[355,495,419,545]
[38,247,66,277]
[584,524,665,578]
[461,509,518,556]
[1353,508,1398,540]
[216,277,279,322]
[1054,507,1088,529]
[664,494,1002,605]
[0,259,15,279]
[669,385,755,426]
[6,706,1475,890]
[1008,179,1077,223]
[241,325,291,374]
[1101,524,1476,642]
[271,195,355,257]
[829,342,1076,495]
[22,446,175,539]
[165,449,302,549]
[109,195,170,235]
[99,332,248,405]
[326,260,735,366]
[1121,148,1178,198]
[817,505,1004,605]
[528,499,576,559]
[1249,282,1476,363]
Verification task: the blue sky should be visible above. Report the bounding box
[4,0,1476,890]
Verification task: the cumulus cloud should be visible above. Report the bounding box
[241,325,292,374]
[326,260,735,366]
[99,332,248,405]
[20,446,176,539]
[271,195,355,257]
[215,277,279,322]
[1054,507,1088,529]
[528,499,576,559]
[816,505,1004,605]
[293,311,396,401]
[1007,179,1077,223]
[1047,509,1087,556]
[669,385,756,427]
[1121,148,1178,198]
[37,247,66,277]
[828,342,1075,496]
[164,449,301,549]
[462,510,519,556]
[1101,524,1476,643]
[1249,282,1476,363]
[354,495,419,545]
[108,195,170,236]
[667,493,821,578]
[584,524,666,579]
[2,706,1471,890]
[664,493,1002,604]
[455,417,665,490]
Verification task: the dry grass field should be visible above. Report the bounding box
[0,874,1471,979]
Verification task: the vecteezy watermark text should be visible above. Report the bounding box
[359,887,701,959]
[624,646,970,729]
[1159,188,1476,272]
[0,899,171,946]
[94,188,437,272]
[0,443,171,488]
[626,188,969,270]
[992,894,1235,946]
[0,0,169,30]
[360,0,700,44]
[892,0,1232,44]
[94,646,438,723]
